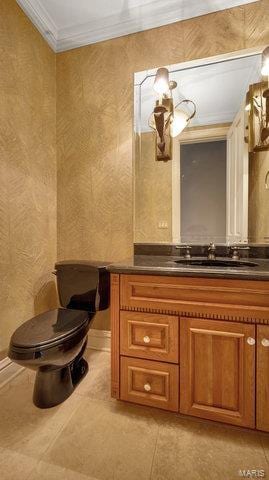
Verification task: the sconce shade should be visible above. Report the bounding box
[170,110,189,137]
[261,47,269,76]
[170,99,196,138]
[154,68,170,95]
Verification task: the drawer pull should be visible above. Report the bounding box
[144,383,151,392]
[247,337,255,346]
[261,338,269,347]
[143,336,151,344]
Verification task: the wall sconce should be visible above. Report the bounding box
[246,80,269,152]
[170,100,196,138]
[261,47,269,76]
[149,68,196,161]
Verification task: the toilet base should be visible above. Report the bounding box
[33,348,88,409]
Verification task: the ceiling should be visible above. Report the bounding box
[16,0,259,52]
[138,54,261,132]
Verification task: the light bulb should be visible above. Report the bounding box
[170,110,189,138]
[154,68,170,95]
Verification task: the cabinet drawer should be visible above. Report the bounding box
[120,274,269,321]
[120,311,179,363]
[120,356,179,411]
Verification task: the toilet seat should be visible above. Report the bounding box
[10,308,89,350]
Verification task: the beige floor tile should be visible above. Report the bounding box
[0,381,84,460]
[84,349,110,370]
[76,350,111,401]
[260,433,269,467]
[2,349,269,480]
[0,447,38,480]
[151,414,268,480]
[44,398,158,480]
[28,460,100,480]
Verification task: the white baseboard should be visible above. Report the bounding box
[87,329,111,352]
[0,358,24,390]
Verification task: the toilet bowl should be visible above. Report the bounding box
[8,261,110,408]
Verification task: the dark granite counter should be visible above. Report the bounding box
[108,255,269,280]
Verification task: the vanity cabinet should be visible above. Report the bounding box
[110,273,269,431]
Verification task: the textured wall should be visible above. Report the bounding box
[0,0,57,356]
[135,132,172,243]
[57,0,269,330]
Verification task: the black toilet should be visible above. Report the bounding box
[8,261,110,409]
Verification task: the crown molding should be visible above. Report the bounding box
[16,0,58,51]
[17,0,259,53]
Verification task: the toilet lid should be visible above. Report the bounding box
[11,308,89,349]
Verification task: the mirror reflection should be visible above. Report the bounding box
[134,52,269,245]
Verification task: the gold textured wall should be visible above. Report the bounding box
[57,0,269,330]
[0,0,57,356]
[135,132,172,243]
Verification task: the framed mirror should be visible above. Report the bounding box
[134,48,269,245]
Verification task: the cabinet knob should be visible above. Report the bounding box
[247,337,256,346]
[261,338,269,347]
[144,383,151,392]
[143,336,151,344]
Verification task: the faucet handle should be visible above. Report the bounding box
[175,245,192,259]
[230,245,250,260]
[208,242,216,251]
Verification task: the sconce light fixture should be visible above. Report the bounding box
[261,47,269,76]
[170,100,196,138]
[149,67,197,160]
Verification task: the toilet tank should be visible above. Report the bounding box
[55,261,110,312]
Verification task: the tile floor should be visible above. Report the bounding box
[0,349,269,480]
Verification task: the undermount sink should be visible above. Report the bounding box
[174,258,258,268]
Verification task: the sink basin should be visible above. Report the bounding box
[174,259,258,268]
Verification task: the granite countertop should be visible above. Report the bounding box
[107,255,269,280]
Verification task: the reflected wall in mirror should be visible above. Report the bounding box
[134,50,269,245]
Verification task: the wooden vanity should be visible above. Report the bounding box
[110,273,269,432]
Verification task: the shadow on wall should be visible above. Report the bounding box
[34,278,58,316]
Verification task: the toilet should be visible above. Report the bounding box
[8,260,110,409]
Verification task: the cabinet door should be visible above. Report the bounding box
[257,325,269,432]
[180,317,255,428]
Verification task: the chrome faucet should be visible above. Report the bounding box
[207,242,216,260]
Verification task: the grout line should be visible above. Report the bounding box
[259,434,269,470]
[149,423,160,480]
[38,399,84,461]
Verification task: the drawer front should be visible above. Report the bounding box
[120,356,179,411]
[120,311,179,363]
[120,274,269,321]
